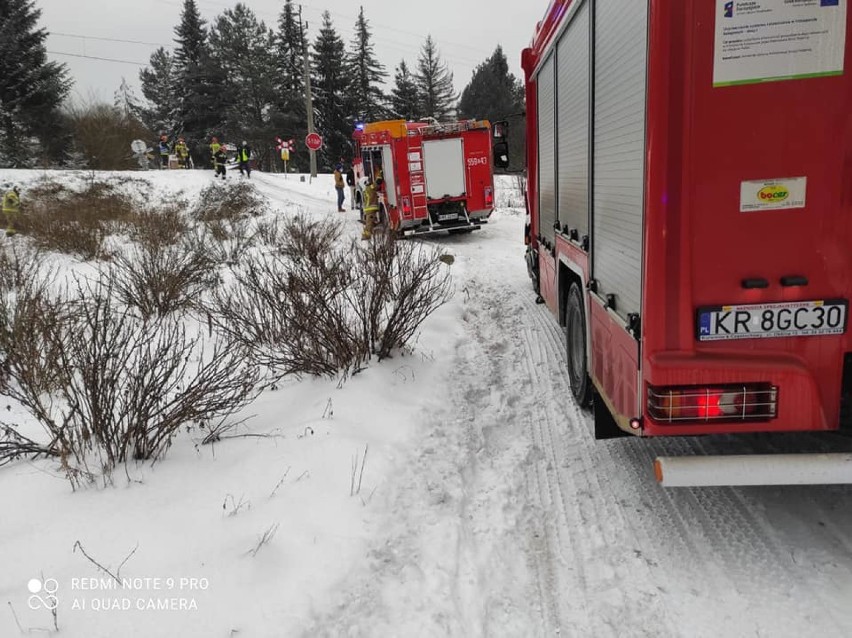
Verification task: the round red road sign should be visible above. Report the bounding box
[305,132,323,151]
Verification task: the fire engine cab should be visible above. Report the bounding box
[352,119,496,236]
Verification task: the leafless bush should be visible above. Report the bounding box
[108,241,217,319]
[357,235,454,359]
[0,276,260,483]
[25,181,135,260]
[65,101,153,170]
[207,216,452,380]
[254,216,285,247]
[0,242,46,293]
[206,215,358,377]
[202,217,258,266]
[126,205,189,249]
[192,181,267,222]
[209,246,358,378]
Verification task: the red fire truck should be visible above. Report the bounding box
[352,119,496,236]
[521,0,852,484]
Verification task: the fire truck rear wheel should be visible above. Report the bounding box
[566,282,592,408]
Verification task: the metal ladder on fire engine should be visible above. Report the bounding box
[406,138,429,224]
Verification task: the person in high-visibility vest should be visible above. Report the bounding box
[210,136,221,167]
[361,177,381,240]
[2,185,21,236]
[237,141,252,178]
[157,134,171,169]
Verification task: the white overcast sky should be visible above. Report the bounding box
[38,0,545,105]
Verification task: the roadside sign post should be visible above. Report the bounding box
[305,133,323,181]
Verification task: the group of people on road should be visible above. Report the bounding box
[333,160,383,240]
[209,137,252,180]
[156,134,192,169]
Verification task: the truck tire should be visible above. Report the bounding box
[565,282,592,408]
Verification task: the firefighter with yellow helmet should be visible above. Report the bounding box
[2,184,21,236]
[361,177,382,240]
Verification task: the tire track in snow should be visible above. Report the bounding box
[303,213,852,637]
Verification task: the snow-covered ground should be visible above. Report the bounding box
[1,169,851,638]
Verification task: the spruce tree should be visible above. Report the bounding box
[390,60,420,121]
[114,77,142,122]
[139,47,178,135]
[311,11,350,169]
[173,0,223,164]
[273,0,307,170]
[458,46,525,169]
[208,3,278,167]
[174,0,205,69]
[347,6,387,123]
[415,35,456,121]
[0,0,71,166]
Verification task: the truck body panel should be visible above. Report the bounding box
[523,0,852,437]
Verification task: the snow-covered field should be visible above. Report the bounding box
[1,169,851,638]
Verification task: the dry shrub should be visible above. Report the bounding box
[0,242,45,293]
[0,275,260,484]
[126,204,189,249]
[208,216,452,380]
[202,217,258,266]
[348,234,454,359]
[25,181,135,260]
[66,102,153,170]
[109,240,218,319]
[192,181,267,222]
[254,217,285,247]
[208,219,357,377]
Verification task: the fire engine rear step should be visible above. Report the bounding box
[654,453,852,487]
[402,223,481,238]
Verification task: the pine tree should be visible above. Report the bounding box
[174,0,205,69]
[390,60,420,121]
[173,0,222,164]
[272,0,307,170]
[139,47,178,135]
[458,45,525,169]
[347,6,387,123]
[114,77,142,122]
[0,0,71,166]
[415,36,456,121]
[458,46,519,120]
[208,3,278,167]
[311,11,350,169]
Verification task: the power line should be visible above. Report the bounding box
[48,51,147,66]
[50,32,169,47]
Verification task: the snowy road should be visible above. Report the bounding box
[309,208,852,637]
[1,171,850,638]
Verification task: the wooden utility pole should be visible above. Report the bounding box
[299,7,317,179]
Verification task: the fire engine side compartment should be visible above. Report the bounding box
[527,0,645,432]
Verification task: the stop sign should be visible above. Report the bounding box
[305,132,323,151]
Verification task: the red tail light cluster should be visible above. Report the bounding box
[484,187,493,207]
[401,196,411,217]
[647,383,778,423]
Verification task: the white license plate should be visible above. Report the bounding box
[697,299,847,341]
[438,213,458,221]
